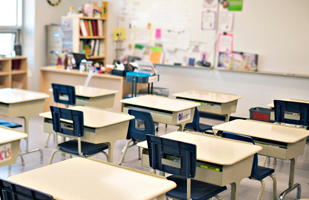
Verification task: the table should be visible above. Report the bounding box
[74,85,118,109]
[173,90,242,122]
[39,106,134,162]
[213,119,309,198]
[8,157,176,200]
[0,88,49,163]
[39,66,147,112]
[138,131,262,200]
[121,95,200,131]
[0,127,27,167]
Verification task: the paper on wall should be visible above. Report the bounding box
[219,12,234,32]
[217,33,233,53]
[201,11,216,30]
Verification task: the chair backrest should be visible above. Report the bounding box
[0,179,54,200]
[192,107,200,128]
[52,83,76,106]
[274,100,309,127]
[50,106,84,137]
[146,134,196,178]
[127,109,155,141]
[221,131,257,177]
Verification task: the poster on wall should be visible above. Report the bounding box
[201,11,216,30]
[218,51,258,71]
[217,33,233,53]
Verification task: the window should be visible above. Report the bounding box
[0,0,22,56]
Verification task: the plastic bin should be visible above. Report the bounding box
[249,107,271,122]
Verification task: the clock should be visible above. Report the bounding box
[47,0,61,6]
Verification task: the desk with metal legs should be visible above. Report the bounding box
[0,88,49,164]
[173,90,242,122]
[39,106,134,163]
[8,157,176,200]
[138,131,262,200]
[121,95,200,131]
[74,85,118,108]
[213,119,309,199]
[0,127,27,167]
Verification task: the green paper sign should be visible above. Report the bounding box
[228,0,243,11]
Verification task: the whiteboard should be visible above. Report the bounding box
[117,0,309,76]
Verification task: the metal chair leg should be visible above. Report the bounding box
[138,146,141,160]
[257,180,265,200]
[49,150,59,165]
[45,133,52,148]
[119,139,133,165]
[270,174,277,200]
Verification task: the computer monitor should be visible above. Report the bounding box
[72,53,86,70]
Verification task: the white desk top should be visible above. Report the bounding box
[9,158,176,200]
[121,95,200,112]
[213,119,309,143]
[39,106,134,128]
[173,90,242,103]
[138,131,261,165]
[0,127,27,143]
[75,85,118,97]
[268,99,309,108]
[0,88,49,104]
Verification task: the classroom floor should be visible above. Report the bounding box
[0,115,308,200]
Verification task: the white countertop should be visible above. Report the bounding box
[75,85,118,97]
[138,131,262,165]
[173,90,242,103]
[213,119,309,143]
[121,95,200,112]
[0,127,27,143]
[39,106,134,128]
[0,88,49,104]
[9,158,176,200]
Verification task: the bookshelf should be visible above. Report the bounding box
[0,56,28,89]
[61,2,108,65]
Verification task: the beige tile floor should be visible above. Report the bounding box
[0,115,308,200]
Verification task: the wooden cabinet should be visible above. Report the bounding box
[0,56,27,89]
[61,2,108,65]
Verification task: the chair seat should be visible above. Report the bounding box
[251,166,275,180]
[167,175,227,200]
[59,140,108,156]
[0,120,22,128]
[196,123,212,132]
[184,122,195,130]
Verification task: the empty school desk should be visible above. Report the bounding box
[8,157,176,200]
[0,127,27,167]
[0,88,49,161]
[121,95,200,131]
[39,106,134,162]
[138,131,262,200]
[66,85,118,109]
[173,90,242,122]
[213,119,309,196]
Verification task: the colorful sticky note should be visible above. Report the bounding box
[228,0,243,11]
[155,29,161,39]
[112,27,127,41]
[149,46,163,64]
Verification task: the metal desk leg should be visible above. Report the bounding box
[279,158,302,200]
[18,116,43,165]
[230,182,239,200]
[225,114,231,122]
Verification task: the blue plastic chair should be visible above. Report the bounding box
[46,84,77,148]
[52,83,76,106]
[0,179,54,200]
[119,109,155,165]
[184,107,212,133]
[146,135,227,200]
[49,106,109,164]
[221,131,277,200]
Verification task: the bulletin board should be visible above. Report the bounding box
[117,0,218,67]
[117,0,309,76]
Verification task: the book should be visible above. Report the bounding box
[94,40,100,56]
[84,20,90,36]
[99,42,105,56]
[80,20,88,36]
[88,20,93,36]
[91,40,96,56]
[98,20,103,36]
[92,20,97,36]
